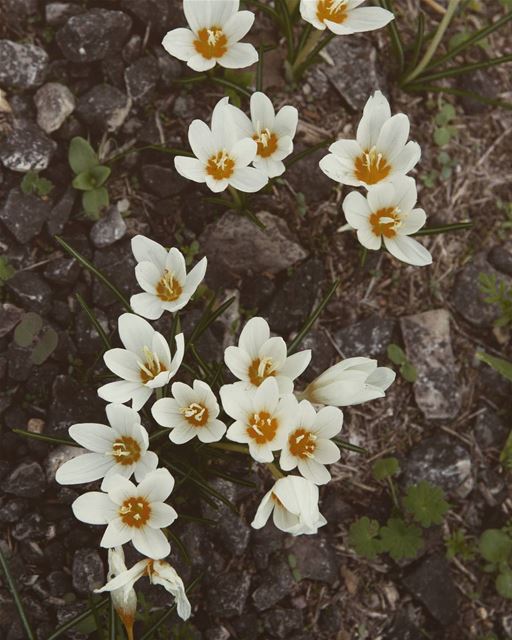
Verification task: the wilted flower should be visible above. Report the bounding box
[251,475,327,535]
[280,400,342,485]
[226,92,298,178]
[303,357,395,406]
[224,316,311,395]
[98,313,184,411]
[320,91,421,189]
[162,0,258,72]
[97,554,191,621]
[72,468,177,559]
[130,235,207,320]
[343,176,432,266]
[152,380,227,444]
[103,548,137,640]
[56,403,158,489]
[300,0,394,35]
[174,98,268,193]
[220,378,298,463]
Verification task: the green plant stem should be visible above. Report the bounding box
[402,0,462,85]
[13,429,77,447]
[208,442,250,455]
[107,144,193,164]
[410,53,512,84]
[333,438,368,454]
[276,0,295,61]
[267,461,284,480]
[47,599,109,640]
[228,185,244,210]
[381,0,405,72]
[405,82,512,110]
[0,546,35,640]
[412,221,472,236]
[76,293,111,350]
[285,138,333,168]
[387,477,400,510]
[290,29,328,81]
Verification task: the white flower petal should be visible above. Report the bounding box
[231,137,257,167]
[357,90,392,150]
[98,380,145,405]
[223,9,255,43]
[118,314,155,356]
[392,141,421,175]
[313,406,343,439]
[250,91,275,131]
[188,119,216,163]
[340,6,394,33]
[103,348,141,382]
[400,208,426,235]
[137,468,175,503]
[174,156,206,183]
[148,502,178,529]
[384,235,432,266]
[313,438,341,464]
[274,105,298,138]
[56,453,114,485]
[279,350,312,381]
[162,28,196,62]
[239,316,270,357]
[101,518,133,548]
[357,225,382,251]
[131,236,168,270]
[132,526,170,560]
[298,458,331,485]
[134,451,159,482]
[72,492,117,524]
[219,42,258,69]
[342,190,372,229]
[130,293,164,320]
[69,423,114,452]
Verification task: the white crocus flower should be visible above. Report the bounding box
[280,400,342,485]
[320,90,421,189]
[104,548,137,640]
[300,0,394,35]
[225,92,298,178]
[98,313,185,411]
[342,176,432,267]
[130,235,207,320]
[251,475,327,535]
[96,556,191,621]
[152,380,227,444]
[56,404,158,490]
[174,97,268,193]
[303,357,395,406]
[72,468,177,560]
[224,316,311,396]
[162,0,258,72]
[220,378,299,463]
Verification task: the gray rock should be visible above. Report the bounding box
[457,69,500,115]
[488,242,512,277]
[0,40,48,89]
[0,499,28,524]
[207,571,251,618]
[2,462,46,498]
[0,303,23,338]
[385,611,422,640]
[252,558,295,610]
[402,434,473,498]
[48,375,105,435]
[72,549,105,594]
[56,9,132,63]
[157,50,182,88]
[251,523,286,570]
[75,308,109,356]
[473,406,508,450]
[45,2,84,26]
[400,309,461,421]
[45,445,82,483]
[205,628,230,640]
[0,120,56,172]
[286,147,333,204]
[262,609,303,639]
[141,164,188,198]
[11,512,53,542]
[299,329,335,382]
[92,241,137,308]
[334,316,396,359]
[76,84,131,133]
[90,206,127,248]
[124,56,159,105]
[0,188,51,244]
[47,188,75,235]
[402,553,458,626]
[7,271,53,314]
[200,211,307,278]
[0,0,38,24]
[34,82,75,133]
[120,0,180,36]
[7,344,33,381]
[44,257,80,284]
[288,536,339,584]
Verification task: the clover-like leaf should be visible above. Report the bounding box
[400,361,417,383]
[479,529,512,565]
[14,312,43,347]
[387,343,406,365]
[372,457,400,481]
[69,136,99,175]
[31,326,59,365]
[82,187,109,219]
[348,517,381,559]
[403,481,450,527]
[379,518,424,560]
[496,568,512,599]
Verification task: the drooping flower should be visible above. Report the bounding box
[152,380,227,444]
[319,91,421,189]
[279,400,342,485]
[162,0,258,72]
[342,176,432,266]
[103,548,137,640]
[72,468,177,559]
[96,555,191,621]
[300,0,394,35]
[225,92,298,178]
[302,357,395,406]
[174,98,268,193]
[130,235,207,320]
[56,404,158,490]
[224,316,311,395]
[98,313,184,411]
[220,377,299,463]
[251,475,327,535]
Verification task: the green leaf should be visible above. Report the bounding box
[372,457,400,481]
[348,517,382,559]
[380,518,424,560]
[435,103,456,125]
[387,343,406,365]
[400,361,418,383]
[403,481,450,527]
[476,351,512,382]
[31,326,59,365]
[72,171,96,191]
[82,187,109,219]
[14,312,43,347]
[434,127,452,147]
[496,568,512,599]
[0,256,15,284]
[20,171,54,197]
[68,137,99,175]
[479,529,512,564]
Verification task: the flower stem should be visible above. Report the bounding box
[208,442,250,455]
[387,477,400,511]
[267,462,284,480]
[290,28,324,81]
[228,185,243,210]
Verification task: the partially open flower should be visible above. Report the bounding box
[162,0,258,72]
[226,92,298,178]
[103,548,137,640]
[303,357,395,406]
[174,98,268,193]
[97,555,191,621]
[220,378,298,463]
[224,316,311,395]
[152,380,227,444]
[300,0,394,35]
[251,475,327,535]
[320,91,421,189]
[279,401,342,485]
[130,235,207,320]
[72,468,177,559]
[342,176,432,266]
[98,313,184,411]
[56,403,158,490]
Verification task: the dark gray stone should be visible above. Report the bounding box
[92,241,137,308]
[457,69,500,115]
[124,56,159,105]
[11,513,51,542]
[72,548,105,594]
[0,0,39,24]
[7,344,33,381]
[48,374,105,435]
[34,82,75,134]
[47,571,72,597]
[0,40,48,89]
[141,164,188,198]
[473,407,508,450]
[90,206,127,248]
[0,120,56,172]
[7,271,53,314]
[263,608,303,639]
[2,462,46,498]
[157,50,182,88]
[384,611,422,640]
[44,257,80,285]
[488,242,512,277]
[286,147,333,204]
[318,605,343,636]
[252,558,295,611]
[402,553,458,626]
[205,628,230,640]
[334,315,396,359]
[56,9,132,62]
[251,523,286,570]
[0,303,23,338]
[120,0,180,36]
[76,84,131,133]
[45,2,84,26]
[0,499,28,524]
[75,308,109,356]
[207,571,251,618]
[0,188,51,244]
[299,329,335,382]
[289,535,339,584]
[47,188,75,235]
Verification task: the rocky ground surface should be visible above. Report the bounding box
[0,1,512,639]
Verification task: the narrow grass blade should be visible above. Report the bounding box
[293,32,334,80]
[412,221,472,236]
[107,144,193,164]
[76,293,111,350]
[13,428,78,447]
[109,598,117,640]
[286,138,333,168]
[256,44,265,92]
[47,598,110,640]
[476,351,512,382]
[179,514,216,526]
[0,546,36,640]
[209,466,257,488]
[405,82,512,110]
[414,53,512,84]
[210,76,252,98]
[334,438,367,454]
[167,530,191,565]
[408,11,425,73]
[276,0,295,61]
[381,0,405,72]
[187,296,236,347]
[245,0,282,23]
[242,207,266,229]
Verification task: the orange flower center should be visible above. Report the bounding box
[206,150,235,180]
[354,147,391,185]
[193,26,228,59]
[369,206,401,238]
[317,0,348,24]
[156,270,183,302]
[288,428,317,459]
[247,411,278,444]
[139,347,168,384]
[181,402,209,427]
[119,496,151,528]
[112,437,141,466]
[248,357,276,387]
[253,129,278,158]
